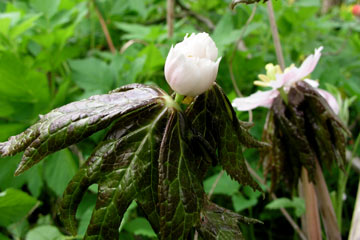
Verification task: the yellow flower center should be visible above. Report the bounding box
[254,63,295,88]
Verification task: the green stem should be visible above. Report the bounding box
[336,132,360,231]
[175,93,184,105]
[278,87,288,105]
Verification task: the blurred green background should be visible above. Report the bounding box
[0,0,359,239]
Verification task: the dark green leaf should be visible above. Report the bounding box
[43,149,77,196]
[59,103,169,239]
[186,83,264,192]
[158,111,204,240]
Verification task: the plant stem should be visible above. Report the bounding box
[93,0,116,54]
[266,0,285,71]
[314,159,341,240]
[337,132,360,232]
[301,167,322,240]
[278,87,288,105]
[167,0,175,38]
[175,93,184,105]
[245,161,307,240]
[349,177,360,240]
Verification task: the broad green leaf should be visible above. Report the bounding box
[26,165,43,198]
[0,188,39,227]
[25,225,65,240]
[10,14,41,39]
[0,123,26,142]
[44,149,77,196]
[265,197,305,217]
[113,22,151,40]
[30,0,60,18]
[0,12,20,35]
[186,83,265,192]
[8,218,30,240]
[232,186,261,212]
[124,218,157,238]
[119,201,137,232]
[69,57,115,96]
[0,156,28,190]
[204,172,240,196]
[0,101,14,118]
[0,52,50,104]
[0,84,164,176]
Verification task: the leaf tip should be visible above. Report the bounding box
[14,163,26,176]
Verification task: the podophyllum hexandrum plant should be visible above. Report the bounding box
[0,33,267,240]
[232,46,349,240]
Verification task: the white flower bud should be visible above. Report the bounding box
[164,33,221,96]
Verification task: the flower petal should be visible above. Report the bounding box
[271,69,297,90]
[316,88,339,114]
[294,46,323,82]
[303,79,319,88]
[232,90,279,111]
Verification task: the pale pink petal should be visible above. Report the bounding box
[273,69,298,90]
[232,90,279,111]
[316,89,339,114]
[295,46,323,81]
[304,79,319,88]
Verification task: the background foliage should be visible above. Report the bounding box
[0,0,359,239]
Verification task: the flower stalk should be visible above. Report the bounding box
[278,87,288,105]
[175,93,184,105]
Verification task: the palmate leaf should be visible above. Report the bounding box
[0,83,265,240]
[186,83,266,192]
[59,104,169,239]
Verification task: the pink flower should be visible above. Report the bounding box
[232,47,339,114]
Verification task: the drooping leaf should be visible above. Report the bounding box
[296,81,348,169]
[271,93,315,188]
[0,84,164,176]
[263,81,348,189]
[186,83,265,192]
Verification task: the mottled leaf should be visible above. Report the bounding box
[0,84,164,176]
[60,104,169,239]
[263,81,348,189]
[158,111,204,240]
[0,83,263,240]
